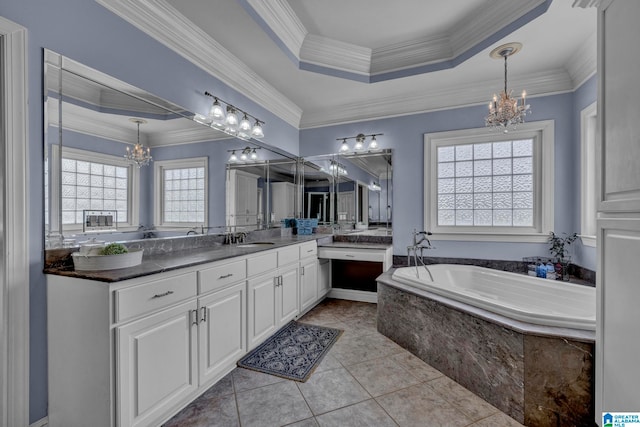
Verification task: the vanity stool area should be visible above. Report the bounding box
[45,239,327,427]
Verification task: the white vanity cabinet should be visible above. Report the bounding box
[47,240,323,427]
[271,181,296,221]
[116,299,199,427]
[247,244,301,350]
[300,241,319,313]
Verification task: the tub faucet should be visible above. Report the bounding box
[408,229,435,281]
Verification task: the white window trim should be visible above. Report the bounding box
[580,102,597,247]
[52,145,140,232]
[424,120,555,243]
[153,157,208,229]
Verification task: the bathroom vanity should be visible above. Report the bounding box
[46,238,325,427]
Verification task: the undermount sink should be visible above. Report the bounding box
[236,242,276,248]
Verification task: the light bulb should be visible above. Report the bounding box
[239,115,252,132]
[251,121,264,138]
[240,151,248,161]
[368,136,378,150]
[225,107,239,132]
[339,139,349,152]
[250,149,258,160]
[209,99,225,120]
[228,151,238,162]
[354,139,364,151]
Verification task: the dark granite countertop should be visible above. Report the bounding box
[44,235,324,283]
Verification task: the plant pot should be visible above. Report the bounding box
[554,257,571,281]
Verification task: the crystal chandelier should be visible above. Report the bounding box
[485,43,530,133]
[125,118,152,167]
[197,91,265,141]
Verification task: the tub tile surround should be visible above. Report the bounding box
[163,299,525,427]
[377,281,594,427]
[392,255,596,286]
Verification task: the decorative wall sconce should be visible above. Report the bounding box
[337,133,383,153]
[124,118,152,168]
[196,91,265,141]
[227,146,261,163]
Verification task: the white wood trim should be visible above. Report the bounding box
[95,0,303,128]
[423,120,555,242]
[29,417,48,427]
[301,69,573,129]
[300,34,371,76]
[0,15,29,427]
[580,102,598,241]
[328,288,377,304]
[153,157,209,228]
[246,0,306,57]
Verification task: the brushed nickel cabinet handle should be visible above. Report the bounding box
[201,306,207,322]
[191,309,198,326]
[152,290,174,298]
[218,273,233,279]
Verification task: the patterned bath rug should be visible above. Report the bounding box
[237,321,343,382]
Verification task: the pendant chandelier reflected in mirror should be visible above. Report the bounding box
[124,118,152,167]
[485,42,530,133]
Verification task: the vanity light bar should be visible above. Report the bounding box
[227,146,261,163]
[199,91,265,141]
[336,133,383,153]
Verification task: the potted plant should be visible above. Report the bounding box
[548,232,578,280]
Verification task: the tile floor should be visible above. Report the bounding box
[163,299,525,427]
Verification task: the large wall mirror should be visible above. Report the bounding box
[43,49,295,247]
[43,50,391,248]
[301,150,392,236]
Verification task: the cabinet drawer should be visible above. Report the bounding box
[199,259,247,294]
[247,251,278,277]
[278,245,300,267]
[115,272,197,322]
[318,247,385,263]
[299,241,317,258]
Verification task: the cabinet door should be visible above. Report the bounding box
[318,259,331,299]
[198,282,246,386]
[278,266,299,325]
[247,273,277,349]
[117,300,198,427]
[300,259,318,312]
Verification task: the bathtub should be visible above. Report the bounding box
[391,264,595,331]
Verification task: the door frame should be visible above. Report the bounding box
[0,16,29,427]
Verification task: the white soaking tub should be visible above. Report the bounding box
[391,264,595,331]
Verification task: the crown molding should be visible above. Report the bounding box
[572,0,601,8]
[566,33,597,88]
[96,0,302,127]
[371,34,452,75]
[300,68,574,129]
[449,0,548,56]
[245,0,306,57]
[300,34,371,75]
[246,0,549,80]
[150,127,229,147]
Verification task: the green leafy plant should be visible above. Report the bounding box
[100,243,129,256]
[548,232,578,259]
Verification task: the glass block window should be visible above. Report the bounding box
[436,139,534,227]
[424,121,555,242]
[60,158,130,225]
[155,158,208,227]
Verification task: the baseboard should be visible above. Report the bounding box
[30,417,48,427]
[328,288,378,303]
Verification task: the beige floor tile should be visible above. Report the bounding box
[162,394,238,427]
[297,367,370,415]
[312,353,343,375]
[346,357,421,397]
[315,399,399,427]
[232,367,286,393]
[427,376,499,422]
[376,382,473,427]
[388,351,444,382]
[236,381,312,427]
[470,412,525,426]
[331,332,405,366]
[284,417,320,427]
